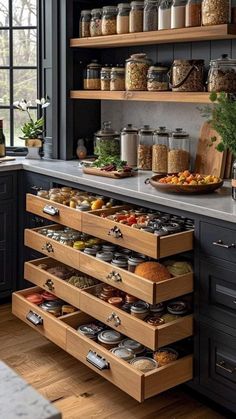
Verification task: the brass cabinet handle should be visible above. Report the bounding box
[106,271,122,283]
[216,361,235,374]
[42,242,54,253]
[106,312,115,323]
[108,226,123,239]
[26,311,43,326]
[44,279,54,291]
[113,314,121,327]
[213,240,235,249]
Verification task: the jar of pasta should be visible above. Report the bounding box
[152,127,170,174]
[110,66,125,91]
[102,6,117,35]
[129,1,144,33]
[80,10,91,38]
[168,128,190,174]
[90,8,102,37]
[125,53,152,91]
[101,65,112,91]
[117,3,131,34]
[138,125,154,170]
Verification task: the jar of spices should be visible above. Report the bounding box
[130,301,150,320]
[232,0,236,23]
[168,128,190,174]
[80,10,91,38]
[98,330,123,350]
[117,3,131,34]
[207,54,236,93]
[111,257,128,270]
[144,0,159,31]
[90,8,102,37]
[119,338,145,355]
[102,6,117,35]
[84,60,101,90]
[152,127,170,174]
[101,65,112,91]
[125,53,152,91]
[185,0,202,27]
[129,1,144,32]
[128,255,147,273]
[110,66,125,91]
[137,125,154,170]
[110,347,135,361]
[171,0,187,29]
[170,59,205,92]
[147,65,169,91]
[158,0,172,30]
[202,0,230,26]
[96,251,114,263]
[121,124,139,167]
[94,121,120,158]
[59,234,74,247]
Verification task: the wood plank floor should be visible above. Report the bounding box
[0,304,227,419]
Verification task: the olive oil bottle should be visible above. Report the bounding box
[0,119,6,158]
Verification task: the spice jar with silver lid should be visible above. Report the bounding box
[129,1,144,32]
[128,255,147,273]
[126,53,152,91]
[144,0,159,32]
[147,65,170,91]
[80,10,91,38]
[96,251,113,263]
[117,3,131,34]
[121,124,138,167]
[202,0,230,26]
[137,125,154,170]
[111,257,128,270]
[130,301,150,320]
[207,54,236,93]
[98,330,123,350]
[102,6,117,35]
[168,128,190,174]
[90,8,102,37]
[119,338,145,354]
[94,121,120,159]
[110,347,136,361]
[110,66,125,91]
[185,0,202,28]
[171,0,187,29]
[170,59,205,92]
[158,0,172,29]
[101,65,112,91]
[152,127,170,174]
[84,60,101,90]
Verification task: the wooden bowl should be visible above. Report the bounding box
[145,175,224,195]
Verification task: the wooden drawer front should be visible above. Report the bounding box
[200,222,236,264]
[12,287,68,350]
[26,194,82,230]
[24,258,81,308]
[24,227,80,271]
[82,212,193,258]
[80,288,193,350]
[80,252,194,304]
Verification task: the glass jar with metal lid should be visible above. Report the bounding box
[59,234,74,247]
[83,60,101,90]
[128,254,147,273]
[94,121,120,159]
[170,59,204,92]
[168,128,190,174]
[207,54,236,93]
[110,66,125,91]
[202,0,230,26]
[185,0,202,27]
[110,347,135,361]
[147,65,169,91]
[130,301,150,320]
[102,6,117,35]
[158,0,172,30]
[101,65,112,91]
[96,251,113,263]
[129,1,144,32]
[80,10,91,38]
[117,3,131,34]
[121,124,138,167]
[144,0,159,31]
[126,53,152,91]
[90,8,102,37]
[111,257,128,270]
[119,338,145,354]
[171,0,187,29]
[152,127,170,174]
[137,125,154,170]
[98,330,123,350]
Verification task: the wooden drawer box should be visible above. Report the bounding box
[80,285,193,350]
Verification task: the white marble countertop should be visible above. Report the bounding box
[1,157,235,223]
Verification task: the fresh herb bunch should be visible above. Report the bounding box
[200,92,236,156]
[93,156,131,171]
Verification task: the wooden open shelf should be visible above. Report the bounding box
[70,24,236,49]
[70,90,211,104]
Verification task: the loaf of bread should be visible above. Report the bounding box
[135,262,172,282]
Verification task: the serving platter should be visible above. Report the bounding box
[145,175,224,194]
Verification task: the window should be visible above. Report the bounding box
[0,0,38,146]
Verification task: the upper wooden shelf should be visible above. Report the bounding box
[70,24,236,49]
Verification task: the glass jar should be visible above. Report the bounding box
[158,0,172,30]
[90,8,102,37]
[144,0,159,31]
[128,255,147,272]
[102,6,117,35]
[101,65,112,91]
[125,53,152,91]
[80,10,91,38]
[202,0,230,26]
[147,65,169,91]
[138,125,154,170]
[168,128,190,174]
[130,301,150,319]
[171,0,187,29]
[232,0,236,23]
[152,127,170,174]
[94,121,120,158]
[83,60,101,90]
[207,54,236,93]
[171,59,204,92]
[117,3,131,34]
[110,66,125,91]
[59,234,74,247]
[129,1,144,33]
[111,257,128,269]
[185,0,202,27]
[121,124,139,167]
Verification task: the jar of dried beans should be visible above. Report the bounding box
[152,127,170,174]
[170,59,205,92]
[102,6,117,36]
[80,10,91,38]
[207,54,236,93]
[110,66,126,91]
[84,60,101,90]
[138,125,154,170]
[90,8,102,37]
[168,128,190,174]
[101,65,112,91]
[202,0,230,26]
[185,0,202,27]
[117,3,131,34]
[147,65,170,91]
[126,53,152,91]
[143,0,159,32]
[129,1,144,33]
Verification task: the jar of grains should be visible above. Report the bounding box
[110,66,126,91]
[185,0,202,27]
[232,0,236,24]
[152,127,170,174]
[126,53,152,91]
[101,65,112,91]
[90,8,102,37]
[143,0,159,32]
[117,3,131,34]
[129,1,144,33]
[94,121,120,159]
[102,6,117,35]
[207,54,236,93]
[80,10,91,38]
[147,65,170,91]
[168,128,190,174]
[171,0,187,29]
[170,59,204,92]
[83,60,101,90]
[138,125,154,170]
[202,0,230,26]
[158,0,172,30]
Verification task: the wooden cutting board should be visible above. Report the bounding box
[0,157,16,163]
[195,122,226,178]
[83,167,136,179]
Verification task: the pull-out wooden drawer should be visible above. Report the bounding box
[82,209,194,259]
[80,285,193,350]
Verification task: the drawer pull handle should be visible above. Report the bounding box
[108,226,123,239]
[86,350,109,370]
[26,311,43,326]
[43,205,59,216]
[44,279,55,291]
[213,240,235,249]
[113,314,121,327]
[107,312,115,322]
[106,271,122,283]
[42,242,54,253]
[216,361,235,374]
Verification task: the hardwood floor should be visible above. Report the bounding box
[0,304,227,419]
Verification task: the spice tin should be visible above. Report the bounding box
[98,330,123,349]
[130,357,158,372]
[119,338,145,355]
[96,251,113,262]
[167,300,188,315]
[110,347,135,361]
[78,323,104,340]
[146,316,166,326]
[130,301,150,320]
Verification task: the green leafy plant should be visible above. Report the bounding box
[14,98,50,140]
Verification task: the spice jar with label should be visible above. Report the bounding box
[158,0,172,30]
[126,53,152,91]
[170,59,205,92]
[110,66,125,91]
[147,65,169,91]
[102,6,117,35]
[168,128,190,174]
[185,0,202,27]
[117,3,131,34]
[129,1,144,32]
[207,54,236,93]
[80,10,91,38]
[101,65,112,91]
[152,127,170,174]
[138,125,154,170]
[84,60,101,90]
[144,0,159,31]
[94,121,120,159]
[121,124,139,167]
[90,9,102,37]
[171,0,187,29]
[202,0,230,26]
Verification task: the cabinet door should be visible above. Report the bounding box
[0,201,15,293]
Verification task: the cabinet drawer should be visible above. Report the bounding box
[200,222,236,264]
[0,174,14,200]
[82,210,194,259]
[80,286,193,350]
[80,252,194,305]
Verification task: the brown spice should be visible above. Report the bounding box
[202,0,230,26]
[185,3,202,27]
[168,149,190,174]
[152,144,168,174]
[84,78,101,90]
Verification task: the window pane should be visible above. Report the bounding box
[0,70,10,105]
[0,1,9,27]
[14,108,37,146]
[0,30,9,66]
[13,0,37,27]
[13,29,37,66]
[13,69,37,102]
[0,109,10,146]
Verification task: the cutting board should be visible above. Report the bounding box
[195,122,226,178]
[83,167,136,179]
[0,157,16,163]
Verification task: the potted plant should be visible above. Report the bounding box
[14,98,50,159]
